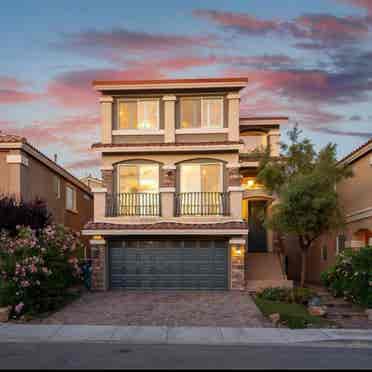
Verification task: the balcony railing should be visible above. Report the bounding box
[175,192,228,216]
[106,193,160,217]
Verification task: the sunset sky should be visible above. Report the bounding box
[1,0,372,178]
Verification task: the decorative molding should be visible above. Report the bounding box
[99,96,114,103]
[162,164,177,170]
[83,229,248,236]
[90,239,107,245]
[226,162,241,169]
[6,154,29,167]
[112,129,164,136]
[346,206,372,223]
[92,188,108,194]
[229,238,246,245]
[159,187,176,193]
[239,161,259,168]
[100,165,113,171]
[228,186,244,192]
[175,128,228,134]
[226,93,240,100]
[162,95,177,101]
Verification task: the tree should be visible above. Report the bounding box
[257,125,352,286]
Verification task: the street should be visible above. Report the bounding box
[0,342,371,369]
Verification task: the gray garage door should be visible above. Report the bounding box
[109,239,228,290]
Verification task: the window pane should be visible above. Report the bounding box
[202,99,223,128]
[180,99,201,128]
[119,102,137,129]
[201,164,222,192]
[119,165,159,193]
[180,165,201,192]
[138,101,158,129]
[66,186,75,210]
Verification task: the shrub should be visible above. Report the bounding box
[0,195,52,236]
[0,225,84,318]
[321,247,372,308]
[257,286,315,305]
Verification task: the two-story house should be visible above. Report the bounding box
[82,77,292,291]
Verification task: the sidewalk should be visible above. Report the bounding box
[1,323,372,345]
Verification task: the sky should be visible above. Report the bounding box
[1,0,372,179]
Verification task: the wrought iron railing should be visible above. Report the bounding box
[175,192,228,216]
[106,193,160,216]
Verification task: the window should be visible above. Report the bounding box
[66,185,77,211]
[53,175,61,199]
[118,100,159,130]
[180,98,223,129]
[336,234,346,255]
[118,164,159,193]
[180,163,223,193]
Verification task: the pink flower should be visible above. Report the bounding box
[20,280,30,288]
[15,302,24,314]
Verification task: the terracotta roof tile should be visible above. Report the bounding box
[0,132,26,143]
[84,221,248,231]
[338,138,372,164]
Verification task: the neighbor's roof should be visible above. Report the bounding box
[93,77,248,91]
[338,138,372,165]
[0,131,92,195]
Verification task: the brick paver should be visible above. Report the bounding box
[32,291,270,327]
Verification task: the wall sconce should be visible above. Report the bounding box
[232,245,243,257]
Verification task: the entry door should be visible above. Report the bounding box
[248,200,267,252]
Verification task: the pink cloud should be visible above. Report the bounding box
[0,76,41,104]
[338,0,372,14]
[64,156,101,171]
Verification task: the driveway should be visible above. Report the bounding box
[32,291,269,327]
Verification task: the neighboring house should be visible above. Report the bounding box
[81,175,104,190]
[82,77,291,291]
[0,132,93,238]
[305,138,372,283]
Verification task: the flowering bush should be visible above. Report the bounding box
[0,225,84,318]
[321,247,372,308]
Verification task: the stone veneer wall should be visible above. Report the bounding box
[161,168,176,188]
[230,244,245,290]
[91,242,107,291]
[228,167,241,187]
[101,169,113,194]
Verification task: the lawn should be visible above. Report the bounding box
[254,297,333,329]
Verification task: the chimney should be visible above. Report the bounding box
[54,154,58,163]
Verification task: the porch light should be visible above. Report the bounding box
[246,179,255,188]
[93,235,103,240]
[232,245,243,257]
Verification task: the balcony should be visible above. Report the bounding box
[106,193,160,217]
[175,192,229,216]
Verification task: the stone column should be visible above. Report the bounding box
[92,188,107,221]
[101,166,114,195]
[90,237,108,291]
[230,238,246,290]
[268,129,281,157]
[227,163,243,219]
[163,95,177,143]
[227,93,240,142]
[100,96,114,144]
[160,164,176,217]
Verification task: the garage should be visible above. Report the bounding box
[109,239,228,290]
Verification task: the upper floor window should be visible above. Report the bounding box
[180,163,223,193]
[118,100,159,130]
[118,164,159,193]
[66,185,77,211]
[180,98,223,129]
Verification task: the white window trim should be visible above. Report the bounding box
[179,97,224,132]
[65,184,77,212]
[179,162,224,193]
[116,98,160,132]
[117,163,160,194]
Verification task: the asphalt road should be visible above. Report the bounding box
[0,342,372,369]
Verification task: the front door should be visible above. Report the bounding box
[247,200,268,252]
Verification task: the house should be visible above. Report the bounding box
[81,175,104,190]
[0,132,93,239]
[82,77,292,291]
[305,138,372,283]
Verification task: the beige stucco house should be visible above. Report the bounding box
[305,138,372,283]
[0,132,93,239]
[82,77,292,291]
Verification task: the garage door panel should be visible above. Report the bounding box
[110,239,228,290]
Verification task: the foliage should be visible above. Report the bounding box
[0,195,52,236]
[254,298,330,329]
[257,286,315,305]
[321,247,372,308]
[0,225,84,319]
[256,125,352,285]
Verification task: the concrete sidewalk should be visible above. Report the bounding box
[1,323,372,345]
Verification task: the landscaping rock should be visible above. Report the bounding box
[0,307,10,322]
[269,313,280,326]
[366,309,372,321]
[308,306,327,317]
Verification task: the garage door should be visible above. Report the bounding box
[109,239,228,290]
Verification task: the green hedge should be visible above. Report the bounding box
[321,247,372,308]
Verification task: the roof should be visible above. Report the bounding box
[83,221,248,231]
[240,116,289,121]
[92,141,242,149]
[0,132,92,195]
[93,77,248,91]
[338,138,372,165]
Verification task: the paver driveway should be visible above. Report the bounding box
[33,291,269,327]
